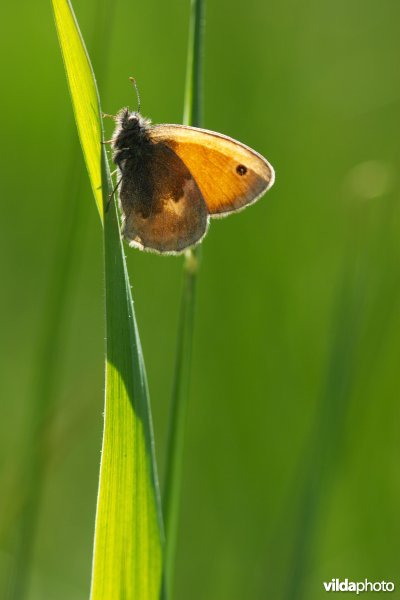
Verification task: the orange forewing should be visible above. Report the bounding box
[150,124,274,216]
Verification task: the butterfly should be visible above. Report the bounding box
[106,80,275,255]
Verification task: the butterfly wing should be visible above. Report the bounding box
[119,142,208,254]
[149,124,274,216]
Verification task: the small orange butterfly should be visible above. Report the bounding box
[105,79,275,255]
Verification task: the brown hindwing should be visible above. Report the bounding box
[149,124,275,215]
[119,142,209,254]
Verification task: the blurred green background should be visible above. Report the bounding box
[1,0,400,598]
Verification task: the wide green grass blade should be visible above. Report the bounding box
[52,0,103,219]
[52,1,164,598]
[96,198,164,600]
[3,6,117,598]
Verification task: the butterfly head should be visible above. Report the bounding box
[112,109,152,166]
[116,108,151,133]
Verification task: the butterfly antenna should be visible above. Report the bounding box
[129,77,141,113]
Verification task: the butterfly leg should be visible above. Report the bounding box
[102,113,116,120]
[106,177,123,213]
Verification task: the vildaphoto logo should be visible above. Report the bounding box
[323,579,395,594]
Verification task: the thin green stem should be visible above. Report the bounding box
[163,253,199,598]
[183,0,205,128]
[163,0,205,597]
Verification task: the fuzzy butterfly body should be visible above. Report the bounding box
[111,107,275,254]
